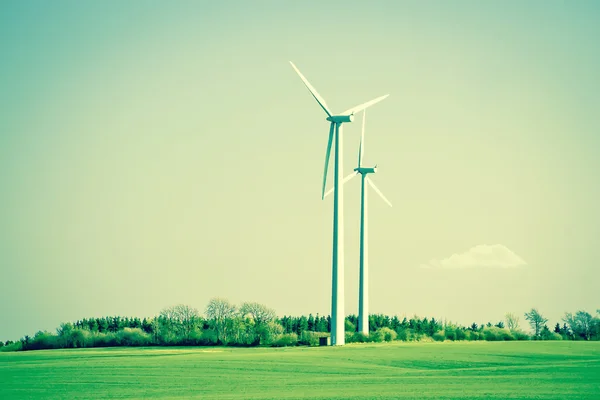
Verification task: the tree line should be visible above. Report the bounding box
[1,300,599,352]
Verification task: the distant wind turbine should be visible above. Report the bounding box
[290,61,388,346]
[324,109,392,335]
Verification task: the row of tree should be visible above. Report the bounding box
[2,300,599,352]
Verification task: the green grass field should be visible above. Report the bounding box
[1,341,599,399]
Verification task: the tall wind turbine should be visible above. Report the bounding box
[290,61,388,346]
[324,109,392,335]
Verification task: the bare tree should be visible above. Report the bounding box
[205,298,237,344]
[159,304,201,340]
[505,313,520,331]
[174,304,201,339]
[524,308,548,338]
[239,302,276,327]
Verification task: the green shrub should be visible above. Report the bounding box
[370,330,383,343]
[432,332,445,342]
[482,327,514,341]
[408,332,428,342]
[455,328,467,341]
[91,332,119,347]
[345,332,355,343]
[0,341,22,352]
[497,329,515,341]
[416,335,434,343]
[158,329,178,346]
[511,330,529,340]
[353,332,371,343]
[378,327,397,342]
[271,333,298,347]
[70,329,88,348]
[395,328,408,341]
[545,332,562,341]
[444,327,456,341]
[483,328,498,341]
[199,329,218,346]
[185,328,204,345]
[257,321,283,345]
[117,328,152,346]
[26,331,59,350]
[344,319,356,332]
[230,329,259,347]
[300,331,322,346]
[370,327,396,342]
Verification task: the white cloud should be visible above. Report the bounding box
[420,244,527,269]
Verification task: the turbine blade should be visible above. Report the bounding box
[289,61,332,117]
[367,177,392,207]
[358,109,366,167]
[342,94,389,116]
[343,171,359,184]
[324,172,358,198]
[322,123,335,199]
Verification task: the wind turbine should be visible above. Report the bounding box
[290,61,388,346]
[324,109,392,336]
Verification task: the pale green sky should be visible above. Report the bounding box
[1,1,599,341]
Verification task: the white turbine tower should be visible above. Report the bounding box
[290,61,388,346]
[324,109,392,335]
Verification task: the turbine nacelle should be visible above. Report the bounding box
[354,166,377,175]
[326,114,354,123]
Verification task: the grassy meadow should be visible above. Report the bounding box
[1,341,599,399]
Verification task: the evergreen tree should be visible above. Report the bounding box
[369,315,377,332]
[554,323,561,334]
[98,318,108,333]
[109,317,119,332]
[290,317,299,335]
[279,316,289,333]
[142,318,152,333]
[383,315,391,328]
[421,318,430,335]
[307,314,315,331]
[415,318,423,334]
[563,323,571,339]
[297,316,308,336]
[316,315,328,332]
[347,314,358,328]
[428,318,440,336]
[391,316,400,331]
[540,324,552,340]
[408,318,416,330]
